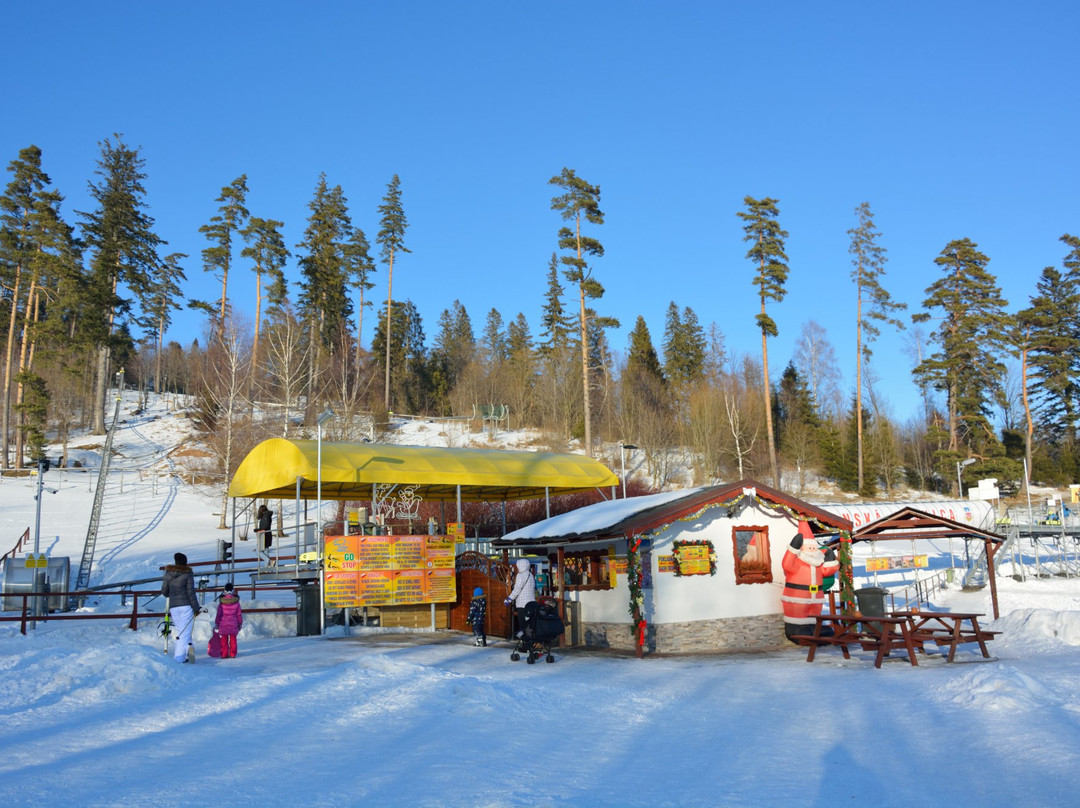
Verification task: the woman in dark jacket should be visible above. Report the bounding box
[255,504,273,551]
[161,552,201,663]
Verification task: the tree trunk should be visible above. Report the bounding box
[155,315,165,394]
[579,283,591,457]
[856,277,864,492]
[384,249,395,410]
[1,261,23,467]
[14,277,41,466]
[1021,343,1033,496]
[93,346,110,435]
[761,317,779,488]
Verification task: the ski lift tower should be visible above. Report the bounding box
[69,371,124,610]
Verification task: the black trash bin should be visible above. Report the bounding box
[854,586,888,632]
[296,582,322,636]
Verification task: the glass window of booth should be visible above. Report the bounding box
[732,526,772,584]
[558,551,614,591]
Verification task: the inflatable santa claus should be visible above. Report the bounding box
[781,521,839,640]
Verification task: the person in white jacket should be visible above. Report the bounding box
[504,558,536,637]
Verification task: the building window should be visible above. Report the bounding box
[559,551,614,591]
[733,526,772,584]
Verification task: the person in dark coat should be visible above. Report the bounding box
[161,552,202,663]
[214,582,244,658]
[255,504,273,551]
[467,587,487,646]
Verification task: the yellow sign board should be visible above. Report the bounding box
[448,522,465,542]
[674,544,711,575]
[324,535,457,607]
[24,554,47,568]
[865,555,929,572]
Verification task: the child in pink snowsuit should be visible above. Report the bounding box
[214,582,243,658]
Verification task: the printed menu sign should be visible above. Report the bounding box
[325,571,359,607]
[324,535,458,606]
[674,544,711,575]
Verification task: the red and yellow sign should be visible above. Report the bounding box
[324,535,457,607]
[657,555,676,573]
[674,544,711,575]
[865,555,928,572]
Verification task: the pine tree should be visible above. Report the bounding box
[737,195,788,487]
[777,362,820,495]
[1016,258,1080,484]
[371,299,425,413]
[621,315,669,458]
[199,175,249,345]
[913,238,1009,458]
[480,308,508,367]
[662,303,705,393]
[297,176,353,351]
[0,145,79,464]
[77,136,164,434]
[240,216,289,401]
[538,253,573,356]
[429,300,475,412]
[505,312,536,426]
[848,201,905,491]
[626,315,665,386]
[550,167,609,456]
[343,225,375,367]
[376,174,410,409]
[146,251,188,393]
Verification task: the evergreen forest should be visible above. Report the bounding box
[3,138,1079,505]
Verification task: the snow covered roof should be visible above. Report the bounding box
[494,479,853,547]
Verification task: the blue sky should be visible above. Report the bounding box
[3,2,1078,422]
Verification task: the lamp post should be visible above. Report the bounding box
[954,458,977,571]
[31,456,48,622]
[315,408,335,635]
[620,444,638,499]
[956,458,976,498]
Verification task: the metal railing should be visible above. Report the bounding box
[0,527,30,569]
[1,585,301,636]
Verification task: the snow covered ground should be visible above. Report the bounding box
[2,395,1080,807]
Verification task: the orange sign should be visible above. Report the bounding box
[865,555,928,571]
[324,535,458,607]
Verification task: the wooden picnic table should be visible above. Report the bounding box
[890,611,999,662]
[793,613,920,669]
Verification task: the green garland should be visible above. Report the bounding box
[664,491,853,592]
[837,534,855,612]
[626,538,644,619]
[671,539,718,576]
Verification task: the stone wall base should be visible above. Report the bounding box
[584,613,788,654]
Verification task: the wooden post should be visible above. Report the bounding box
[986,539,1001,620]
[128,593,139,630]
[557,547,566,647]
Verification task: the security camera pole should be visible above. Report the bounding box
[31,455,50,623]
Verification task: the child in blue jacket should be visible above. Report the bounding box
[467,587,487,646]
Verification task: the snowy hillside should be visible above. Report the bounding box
[1,394,1080,807]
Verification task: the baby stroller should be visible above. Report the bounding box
[510,599,565,664]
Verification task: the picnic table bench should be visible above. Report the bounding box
[794,614,920,668]
[889,611,998,662]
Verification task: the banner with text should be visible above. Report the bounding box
[323,535,457,607]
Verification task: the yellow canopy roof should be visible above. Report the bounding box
[227,438,620,502]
